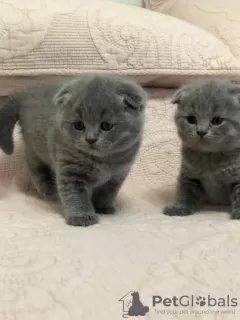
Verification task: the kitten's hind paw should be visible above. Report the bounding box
[231,210,240,220]
[163,203,194,217]
[95,205,115,215]
[67,213,99,227]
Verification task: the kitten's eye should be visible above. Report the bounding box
[73,121,85,131]
[186,115,197,124]
[101,122,114,131]
[211,117,223,125]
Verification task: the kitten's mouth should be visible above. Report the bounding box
[183,136,212,150]
[194,138,215,151]
[196,137,209,146]
[198,137,210,144]
[87,141,112,151]
[198,137,207,142]
[97,141,112,149]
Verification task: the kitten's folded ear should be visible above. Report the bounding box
[223,82,240,105]
[0,97,20,155]
[53,86,71,105]
[227,82,240,95]
[171,84,194,104]
[120,82,147,111]
[0,126,15,155]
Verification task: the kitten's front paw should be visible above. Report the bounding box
[163,203,194,217]
[231,210,240,220]
[67,213,99,227]
[95,205,115,215]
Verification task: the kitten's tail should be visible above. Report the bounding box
[0,96,20,155]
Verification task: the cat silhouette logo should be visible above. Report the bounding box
[119,291,149,318]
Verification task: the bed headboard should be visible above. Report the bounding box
[108,0,143,7]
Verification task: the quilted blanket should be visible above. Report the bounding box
[0,88,239,320]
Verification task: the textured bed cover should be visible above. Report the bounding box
[0,89,239,320]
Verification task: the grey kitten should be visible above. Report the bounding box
[0,75,146,226]
[163,80,240,219]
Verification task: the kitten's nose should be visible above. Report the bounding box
[197,130,207,137]
[86,137,97,145]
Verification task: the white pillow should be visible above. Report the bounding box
[145,0,240,59]
[0,0,239,95]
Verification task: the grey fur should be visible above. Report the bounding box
[0,75,146,226]
[164,80,240,219]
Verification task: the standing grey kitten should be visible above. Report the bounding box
[0,75,146,226]
[163,80,240,219]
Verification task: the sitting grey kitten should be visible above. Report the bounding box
[0,75,146,226]
[163,80,240,219]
